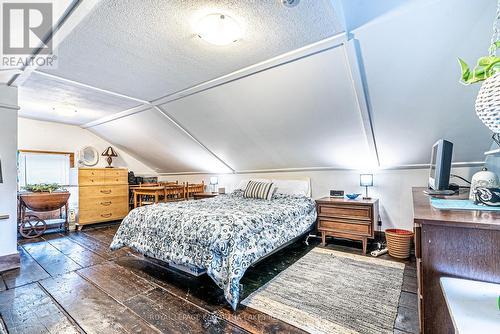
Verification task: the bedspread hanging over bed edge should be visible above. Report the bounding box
[109,190,317,310]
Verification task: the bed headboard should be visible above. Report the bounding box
[269,176,311,197]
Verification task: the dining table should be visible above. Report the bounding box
[130,184,186,208]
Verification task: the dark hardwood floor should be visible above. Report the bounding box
[0,224,419,334]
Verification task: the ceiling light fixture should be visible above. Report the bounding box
[195,13,242,46]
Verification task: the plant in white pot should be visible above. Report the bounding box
[459,1,500,146]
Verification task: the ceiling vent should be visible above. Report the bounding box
[281,0,300,8]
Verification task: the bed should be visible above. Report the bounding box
[110,178,317,310]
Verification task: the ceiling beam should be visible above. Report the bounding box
[150,33,347,106]
[342,39,380,167]
[153,105,235,173]
[33,70,146,104]
[8,0,101,87]
[156,161,485,176]
[80,33,347,129]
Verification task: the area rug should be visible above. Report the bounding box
[241,248,405,334]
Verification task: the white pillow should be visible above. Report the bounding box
[235,179,270,190]
[272,179,310,197]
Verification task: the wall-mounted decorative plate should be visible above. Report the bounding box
[78,146,99,167]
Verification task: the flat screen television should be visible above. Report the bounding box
[428,139,453,190]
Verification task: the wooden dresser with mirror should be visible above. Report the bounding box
[78,168,129,229]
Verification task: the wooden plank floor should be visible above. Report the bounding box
[0,224,419,334]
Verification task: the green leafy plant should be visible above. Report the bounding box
[23,183,63,193]
[459,41,500,84]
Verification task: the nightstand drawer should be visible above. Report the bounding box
[318,204,372,221]
[318,218,371,236]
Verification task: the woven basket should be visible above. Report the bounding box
[475,73,500,133]
[385,229,414,259]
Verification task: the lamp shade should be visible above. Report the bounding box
[360,174,373,187]
[210,176,219,185]
[101,146,118,157]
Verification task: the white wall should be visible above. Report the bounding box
[18,117,155,176]
[486,142,500,175]
[0,86,19,258]
[160,166,479,230]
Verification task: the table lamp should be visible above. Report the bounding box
[360,174,373,200]
[101,147,118,168]
[210,176,218,193]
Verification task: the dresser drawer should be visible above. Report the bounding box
[318,204,372,221]
[79,185,128,199]
[104,169,128,184]
[318,218,372,236]
[79,206,128,225]
[79,169,104,186]
[79,196,128,211]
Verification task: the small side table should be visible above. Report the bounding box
[315,197,379,255]
[193,192,219,200]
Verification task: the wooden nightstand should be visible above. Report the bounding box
[316,197,379,255]
[193,192,219,200]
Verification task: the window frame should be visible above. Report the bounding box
[18,150,75,168]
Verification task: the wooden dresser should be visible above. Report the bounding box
[412,187,500,334]
[316,197,379,255]
[78,168,129,229]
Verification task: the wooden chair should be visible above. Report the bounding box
[132,186,165,208]
[164,184,186,202]
[185,181,205,199]
[160,181,178,186]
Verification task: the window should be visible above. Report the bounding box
[18,151,72,188]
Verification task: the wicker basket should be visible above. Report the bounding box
[385,229,414,259]
[475,73,500,133]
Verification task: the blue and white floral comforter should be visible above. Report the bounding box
[110,190,317,309]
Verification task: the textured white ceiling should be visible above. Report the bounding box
[14,0,496,172]
[39,0,340,101]
[18,72,140,125]
[352,0,494,166]
[89,108,232,173]
[160,45,374,171]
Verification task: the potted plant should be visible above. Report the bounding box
[23,183,64,193]
[459,3,500,146]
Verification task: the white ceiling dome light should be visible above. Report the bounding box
[195,13,242,46]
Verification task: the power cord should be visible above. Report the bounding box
[450,174,471,185]
[450,174,472,189]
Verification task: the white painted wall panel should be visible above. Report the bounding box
[90,108,231,173]
[0,86,18,258]
[161,46,374,171]
[352,0,494,166]
[18,118,154,175]
[159,166,479,230]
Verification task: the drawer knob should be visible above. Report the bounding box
[100,190,112,194]
[100,201,112,206]
[101,213,112,218]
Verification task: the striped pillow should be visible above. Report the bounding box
[244,180,274,200]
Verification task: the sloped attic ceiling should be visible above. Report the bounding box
[346,0,495,166]
[13,0,495,173]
